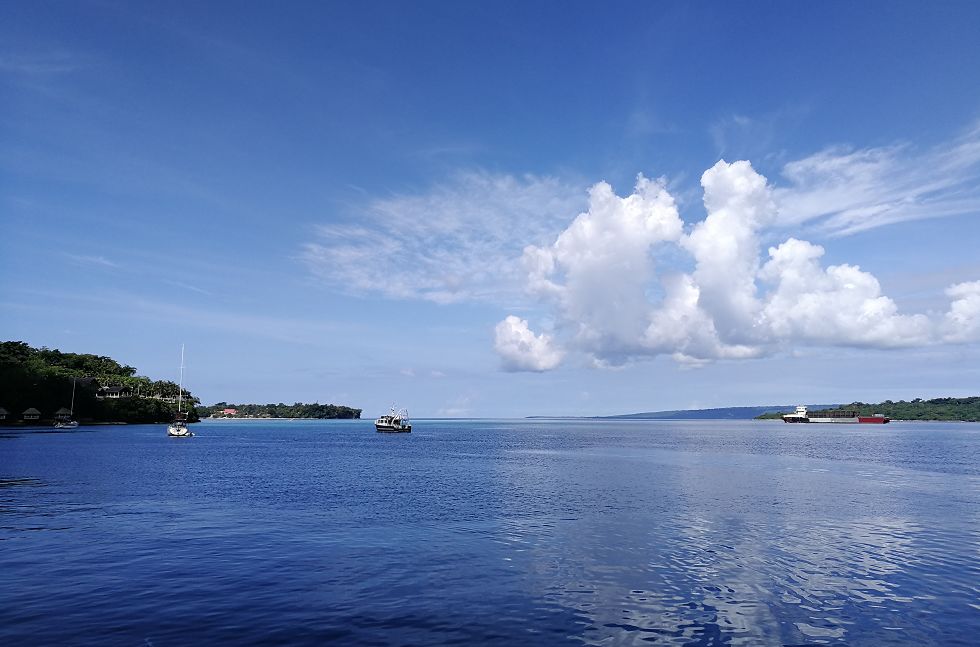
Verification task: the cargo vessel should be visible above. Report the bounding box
[782,405,889,424]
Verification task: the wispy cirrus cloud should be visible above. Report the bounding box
[0,53,84,76]
[65,253,118,268]
[12,288,351,347]
[301,171,584,304]
[709,106,808,161]
[162,280,212,296]
[711,114,772,157]
[775,121,980,235]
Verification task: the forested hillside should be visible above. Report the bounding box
[200,402,361,419]
[0,341,199,424]
[758,397,980,422]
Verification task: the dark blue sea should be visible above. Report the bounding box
[2,419,979,646]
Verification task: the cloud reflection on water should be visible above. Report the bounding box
[492,440,973,646]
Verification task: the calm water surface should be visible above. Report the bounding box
[1,419,979,645]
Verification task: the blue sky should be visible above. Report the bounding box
[3,1,980,417]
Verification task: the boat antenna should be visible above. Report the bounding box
[177,344,185,414]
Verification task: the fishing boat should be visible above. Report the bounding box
[375,407,411,433]
[167,345,194,437]
[54,378,79,428]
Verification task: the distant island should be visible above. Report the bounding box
[0,341,201,424]
[756,397,980,422]
[0,341,364,426]
[594,405,842,420]
[529,398,980,422]
[200,402,361,419]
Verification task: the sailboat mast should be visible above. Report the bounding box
[177,344,185,414]
[70,378,76,415]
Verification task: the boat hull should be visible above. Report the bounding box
[782,416,890,424]
[167,424,194,437]
[374,408,411,433]
[375,424,411,433]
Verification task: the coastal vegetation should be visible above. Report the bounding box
[757,397,980,422]
[200,402,361,419]
[0,341,200,424]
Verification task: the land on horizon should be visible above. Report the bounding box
[527,398,980,422]
[6,340,979,424]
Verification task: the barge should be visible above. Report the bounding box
[782,405,889,424]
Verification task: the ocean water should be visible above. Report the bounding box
[1,419,979,646]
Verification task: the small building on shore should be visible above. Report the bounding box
[97,386,132,400]
[0,407,8,421]
[54,407,72,421]
[23,408,41,421]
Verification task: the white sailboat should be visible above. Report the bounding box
[167,345,194,437]
[54,378,79,428]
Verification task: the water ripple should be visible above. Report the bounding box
[1,420,978,645]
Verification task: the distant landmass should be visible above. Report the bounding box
[0,340,200,424]
[528,405,840,420]
[598,405,841,420]
[537,397,980,421]
[201,402,361,419]
[0,341,366,425]
[756,397,980,422]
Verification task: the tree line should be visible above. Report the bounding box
[0,341,200,424]
[201,402,361,419]
[757,397,980,422]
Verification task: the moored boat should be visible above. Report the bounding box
[167,412,193,437]
[782,405,889,424]
[167,345,195,437]
[375,407,411,433]
[782,405,809,423]
[53,378,80,428]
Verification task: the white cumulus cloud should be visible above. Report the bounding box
[684,160,776,345]
[498,160,980,371]
[943,280,980,343]
[517,174,684,364]
[759,238,932,348]
[494,315,564,372]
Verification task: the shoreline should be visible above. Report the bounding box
[203,417,362,421]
